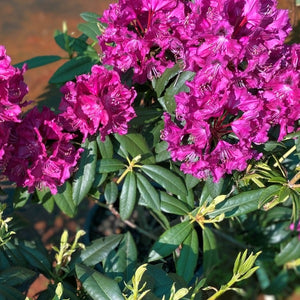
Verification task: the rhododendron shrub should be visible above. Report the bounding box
[0,0,299,299]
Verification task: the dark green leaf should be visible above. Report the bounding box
[14,55,62,69]
[80,235,123,266]
[159,191,190,215]
[104,181,119,204]
[155,141,171,162]
[209,189,264,218]
[36,188,54,213]
[141,165,187,197]
[199,177,224,206]
[0,285,24,300]
[53,182,76,217]
[97,135,113,159]
[258,185,282,208]
[137,173,160,211]
[16,240,52,275]
[275,237,300,266]
[72,139,97,206]
[114,133,155,164]
[0,266,36,286]
[13,187,30,208]
[80,12,101,23]
[49,56,96,84]
[148,221,193,262]
[152,64,182,97]
[176,229,199,283]
[120,172,137,220]
[96,158,125,173]
[140,264,173,298]
[202,227,219,274]
[76,264,124,300]
[158,70,195,114]
[111,232,137,282]
[185,174,200,190]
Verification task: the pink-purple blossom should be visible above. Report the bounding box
[4,107,83,194]
[159,0,299,181]
[59,65,136,141]
[0,45,28,123]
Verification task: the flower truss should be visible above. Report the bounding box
[98,0,300,181]
[59,65,137,141]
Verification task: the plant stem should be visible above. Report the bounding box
[93,200,157,240]
[207,276,237,300]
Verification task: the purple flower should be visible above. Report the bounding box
[59,65,136,141]
[0,46,29,123]
[4,107,83,194]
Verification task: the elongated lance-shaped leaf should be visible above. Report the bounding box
[202,227,219,275]
[141,165,187,197]
[96,158,125,173]
[53,182,76,217]
[97,135,113,159]
[148,221,193,262]
[137,173,160,211]
[76,264,124,300]
[114,133,155,164]
[159,191,190,215]
[176,228,199,283]
[275,237,300,266]
[120,171,137,220]
[79,234,123,266]
[72,139,97,206]
[104,181,119,204]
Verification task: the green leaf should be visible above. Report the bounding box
[202,177,225,204]
[104,181,119,204]
[258,185,282,208]
[155,141,171,163]
[49,56,96,84]
[80,12,101,23]
[80,235,123,266]
[96,158,125,173]
[13,187,30,208]
[97,135,113,159]
[72,139,97,206]
[16,240,52,275]
[52,182,76,217]
[36,188,55,213]
[137,173,160,211]
[78,22,102,42]
[0,266,36,286]
[152,64,182,97]
[159,191,190,215]
[275,237,300,266]
[14,55,62,69]
[76,264,124,300]
[185,174,200,190]
[113,232,137,282]
[158,70,195,114]
[202,227,219,275]
[176,229,199,283]
[209,189,264,218]
[141,165,187,197]
[148,221,193,262]
[119,172,137,220]
[114,133,155,164]
[0,285,25,300]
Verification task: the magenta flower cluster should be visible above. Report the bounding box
[99,0,300,181]
[4,107,83,194]
[0,48,136,193]
[59,65,137,141]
